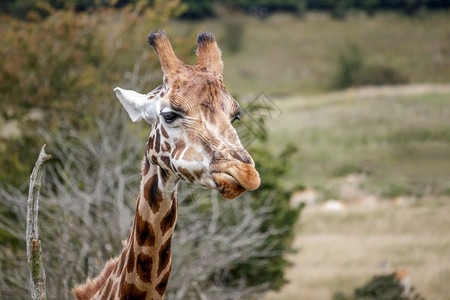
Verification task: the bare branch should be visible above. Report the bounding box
[26,145,52,300]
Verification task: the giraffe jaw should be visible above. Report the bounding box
[212,172,248,199]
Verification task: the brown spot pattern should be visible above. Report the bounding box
[157,238,171,277]
[162,141,171,152]
[155,267,171,296]
[143,175,162,213]
[143,154,150,176]
[148,135,155,150]
[171,140,186,160]
[121,281,147,300]
[160,155,171,170]
[136,210,156,247]
[73,32,262,300]
[155,130,161,153]
[160,202,177,236]
[136,252,153,283]
[193,169,203,179]
[126,240,135,274]
[178,166,195,183]
[161,126,169,138]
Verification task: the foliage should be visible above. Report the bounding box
[178,0,216,18]
[0,5,300,298]
[220,14,245,53]
[221,95,301,290]
[332,44,408,89]
[168,190,284,299]
[333,273,425,300]
[0,109,148,299]
[0,104,300,298]
[0,1,186,187]
[2,0,449,20]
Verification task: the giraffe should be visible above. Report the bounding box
[72,30,260,299]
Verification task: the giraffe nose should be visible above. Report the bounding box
[211,149,260,193]
[228,162,260,191]
[212,162,260,199]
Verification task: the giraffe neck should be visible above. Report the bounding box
[87,155,179,300]
[126,157,179,299]
[127,156,179,298]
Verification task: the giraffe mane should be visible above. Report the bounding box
[72,257,118,300]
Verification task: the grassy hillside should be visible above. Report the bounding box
[169,12,450,95]
[267,85,450,198]
[264,86,450,299]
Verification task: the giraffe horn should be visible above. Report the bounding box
[195,32,223,75]
[147,30,183,82]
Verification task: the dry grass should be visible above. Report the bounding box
[265,198,450,300]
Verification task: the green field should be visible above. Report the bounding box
[263,85,450,299]
[169,12,450,95]
[267,85,450,198]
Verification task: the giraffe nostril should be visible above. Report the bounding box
[231,151,252,165]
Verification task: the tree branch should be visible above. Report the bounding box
[26,144,52,300]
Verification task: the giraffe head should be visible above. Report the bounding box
[114,30,260,199]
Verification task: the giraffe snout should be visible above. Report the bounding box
[212,159,260,199]
[228,162,260,191]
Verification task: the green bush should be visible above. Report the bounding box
[333,272,426,300]
[220,15,245,53]
[224,96,301,290]
[3,0,448,20]
[0,5,301,297]
[0,2,186,187]
[332,44,408,89]
[330,0,352,19]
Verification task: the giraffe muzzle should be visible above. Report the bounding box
[212,162,260,199]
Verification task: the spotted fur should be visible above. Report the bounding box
[73,30,260,300]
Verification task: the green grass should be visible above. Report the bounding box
[168,12,450,95]
[266,87,450,198]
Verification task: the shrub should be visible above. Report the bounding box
[333,272,426,300]
[0,101,300,298]
[220,15,245,53]
[0,13,300,297]
[330,0,352,20]
[0,2,186,187]
[332,44,408,89]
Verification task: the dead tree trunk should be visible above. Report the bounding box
[26,145,52,300]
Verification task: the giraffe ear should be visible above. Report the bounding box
[114,87,158,124]
[195,32,223,75]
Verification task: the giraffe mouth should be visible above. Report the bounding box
[212,172,247,199]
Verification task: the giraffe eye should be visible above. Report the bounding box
[161,111,181,124]
[231,113,240,124]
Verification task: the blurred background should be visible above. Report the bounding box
[0,0,449,299]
